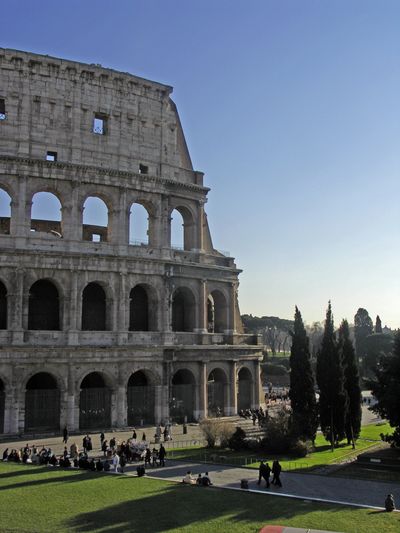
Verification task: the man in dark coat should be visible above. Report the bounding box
[257,461,271,488]
[272,460,282,487]
[158,444,166,467]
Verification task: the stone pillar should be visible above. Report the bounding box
[11,268,24,344]
[116,386,126,427]
[196,200,205,252]
[195,279,207,333]
[8,387,19,433]
[195,362,207,420]
[154,385,163,424]
[226,361,237,416]
[253,360,261,409]
[227,283,237,334]
[11,177,28,237]
[68,271,79,345]
[160,195,171,248]
[66,364,77,430]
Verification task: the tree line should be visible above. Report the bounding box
[289,303,362,450]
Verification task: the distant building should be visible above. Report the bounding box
[0,49,262,434]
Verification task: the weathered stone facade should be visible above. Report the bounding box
[0,48,262,434]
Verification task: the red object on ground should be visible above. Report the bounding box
[259,527,285,533]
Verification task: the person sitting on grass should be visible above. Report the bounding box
[182,471,196,485]
[385,494,395,512]
[202,472,212,487]
[196,474,202,485]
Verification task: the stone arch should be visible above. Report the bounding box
[127,370,155,426]
[171,369,196,423]
[28,279,60,330]
[207,367,228,416]
[0,377,4,433]
[0,187,12,235]
[79,371,112,430]
[82,195,109,242]
[237,366,253,412]
[172,287,196,332]
[129,202,150,246]
[170,205,196,251]
[0,280,7,329]
[30,191,62,237]
[208,290,229,333]
[129,284,158,331]
[25,372,60,431]
[81,282,108,331]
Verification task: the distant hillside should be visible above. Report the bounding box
[241,314,294,334]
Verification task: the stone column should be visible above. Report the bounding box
[11,268,24,344]
[8,387,19,433]
[226,361,237,416]
[253,360,261,409]
[196,200,205,252]
[11,177,28,237]
[195,279,207,333]
[154,385,163,424]
[66,364,76,430]
[160,194,171,248]
[68,271,79,345]
[195,362,207,420]
[116,386,126,427]
[227,283,237,334]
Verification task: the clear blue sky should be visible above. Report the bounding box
[2,0,400,327]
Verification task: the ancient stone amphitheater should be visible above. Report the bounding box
[0,48,262,435]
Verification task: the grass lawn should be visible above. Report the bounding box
[0,462,399,533]
[169,423,392,472]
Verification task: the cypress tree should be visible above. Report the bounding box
[338,319,362,448]
[316,302,348,448]
[375,315,382,334]
[289,306,318,443]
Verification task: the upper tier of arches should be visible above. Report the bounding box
[0,186,204,251]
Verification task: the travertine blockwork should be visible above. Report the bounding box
[0,49,262,434]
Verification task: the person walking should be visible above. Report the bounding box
[257,461,271,488]
[158,444,166,467]
[62,426,68,444]
[100,432,105,448]
[272,460,282,487]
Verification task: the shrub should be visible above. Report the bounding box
[290,439,313,457]
[260,408,292,453]
[228,427,247,451]
[199,419,234,448]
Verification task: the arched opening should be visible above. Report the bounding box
[0,188,11,234]
[207,368,227,416]
[129,286,149,331]
[79,372,111,430]
[129,203,149,246]
[28,280,60,330]
[31,191,62,236]
[82,283,107,331]
[0,281,7,329]
[172,287,196,332]
[171,369,195,423]
[171,209,184,249]
[237,367,253,412]
[127,371,155,426]
[82,196,109,242]
[0,379,4,433]
[209,290,228,333]
[25,372,60,431]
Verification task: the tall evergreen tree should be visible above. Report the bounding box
[354,308,373,369]
[316,302,348,448]
[289,306,318,443]
[369,331,400,447]
[338,319,362,448]
[375,315,382,334]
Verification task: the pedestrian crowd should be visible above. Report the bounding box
[2,428,168,475]
[238,406,268,426]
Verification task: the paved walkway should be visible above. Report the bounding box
[128,459,400,510]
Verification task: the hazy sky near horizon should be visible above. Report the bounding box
[2,0,400,327]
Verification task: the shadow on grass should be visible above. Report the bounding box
[64,481,352,533]
[0,464,53,480]
[0,466,98,491]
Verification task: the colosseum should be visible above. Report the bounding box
[0,48,263,435]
